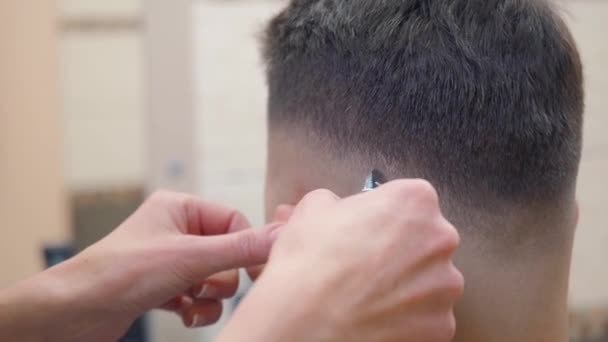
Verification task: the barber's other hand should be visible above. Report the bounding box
[39,191,279,341]
[220,180,464,342]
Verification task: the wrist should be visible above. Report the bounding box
[0,257,117,342]
[54,256,133,341]
[219,264,334,342]
[6,249,135,341]
[0,276,51,341]
[57,244,146,318]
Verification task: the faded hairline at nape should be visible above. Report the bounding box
[268,122,578,255]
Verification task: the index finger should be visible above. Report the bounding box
[177,195,251,236]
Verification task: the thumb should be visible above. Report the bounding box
[187,223,281,277]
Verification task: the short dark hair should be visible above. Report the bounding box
[263,0,584,206]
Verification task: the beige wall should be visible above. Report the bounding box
[60,30,145,190]
[195,2,280,227]
[60,0,141,18]
[59,0,145,191]
[0,1,69,286]
[144,0,199,194]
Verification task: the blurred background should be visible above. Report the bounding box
[0,0,606,341]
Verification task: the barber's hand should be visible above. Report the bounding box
[220,180,464,342]
[246,204,294,280]
[88,192,280,327]
[3,191,279,342]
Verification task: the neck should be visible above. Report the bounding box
[268,134,576,341]
[453,232,573,342]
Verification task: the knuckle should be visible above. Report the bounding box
[149,190,173,203]
[385,179,439,210]
[428,220,460,255]
[445,264,465,299]
[443,312,457,340]
[447,224,461,248]
[233,232,259,261]
[409,179,439,206]
[378,180,410,213]
[385,179,413,198]
[440,222,461,251]
[422,312,457,341]
[180,195,197,212]
[176,195,202,227]
[149,190,191,208]
[301,188,337,203]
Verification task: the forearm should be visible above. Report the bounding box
[0,275,58,341]
[0,255,131,342]
[217,268,332,342]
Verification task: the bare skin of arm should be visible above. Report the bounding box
[0,181,464,342]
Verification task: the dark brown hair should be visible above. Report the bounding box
[263,0,584,205]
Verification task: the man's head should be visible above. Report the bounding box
[261,0,584,339]
[263,0,582,237]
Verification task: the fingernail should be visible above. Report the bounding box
[189,314,201,328]
[180,295,193,308]
[195,283,209,298]
[196,283,220,298]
